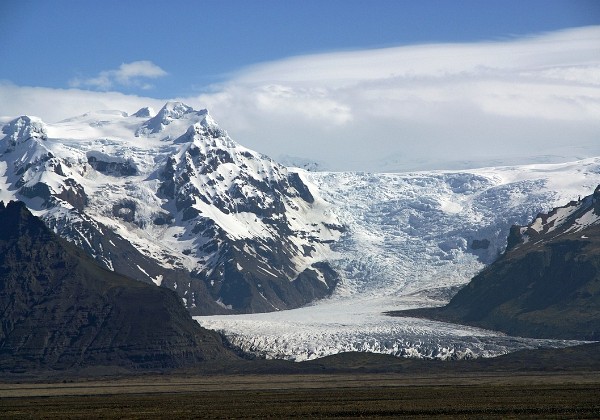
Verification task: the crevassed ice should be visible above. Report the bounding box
[196,159,600,361]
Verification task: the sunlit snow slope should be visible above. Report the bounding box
[197,159,600,360]
[0,103,342,314]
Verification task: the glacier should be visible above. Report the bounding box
[2,103,598,361]
[196,159,600,360]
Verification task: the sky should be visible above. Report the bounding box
[1,0,599,171]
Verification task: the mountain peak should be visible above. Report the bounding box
[1,116,47,146]
[136,101,208,136]
[157,101,209,121]
[132,106,155,118]
[160,101,194,115]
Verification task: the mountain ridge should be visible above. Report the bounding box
[389,185,600,340]
[0,102,342,314]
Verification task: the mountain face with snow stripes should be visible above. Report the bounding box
[0,102,343,314]
[506,185,600,252]
[398,185,600,341]
[0,201,236,371]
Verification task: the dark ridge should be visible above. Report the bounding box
[389,187,600,341]
[0,201,238,373]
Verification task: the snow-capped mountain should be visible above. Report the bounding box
[0,102,343,314]
[506,185,600,251]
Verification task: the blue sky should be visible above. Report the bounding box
[1,1,599,171]
[1,0,598,97]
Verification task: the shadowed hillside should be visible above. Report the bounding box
[390,188,600,340]
[0,201,238,373]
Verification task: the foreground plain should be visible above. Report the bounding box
[2,372,600,419]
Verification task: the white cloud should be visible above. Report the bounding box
[1,27,600,171]
[69,60,167,90]
[0,83,165,123]
[190,26,600,170]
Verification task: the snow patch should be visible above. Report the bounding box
[215,298,233,310]
[152,274,163,287]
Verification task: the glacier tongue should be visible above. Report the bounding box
[198,295,583,361]
[196,158,600,360]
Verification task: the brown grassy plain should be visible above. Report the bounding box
[2,371,599,419]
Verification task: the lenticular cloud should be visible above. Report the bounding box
[195,26,600,171]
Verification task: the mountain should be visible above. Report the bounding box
[0,201,238,372]
[391,186,600,340]
[0,103,343,314]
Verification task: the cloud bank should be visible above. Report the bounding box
[193,26,600,171]
[1,27,599,171]
[0,83,166,123]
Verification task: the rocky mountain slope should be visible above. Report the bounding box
[0,103,342,314]
[393,185,600,340]
[0,201,238,372]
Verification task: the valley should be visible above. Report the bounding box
[1,103,600,368]
[2,372,600,419]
